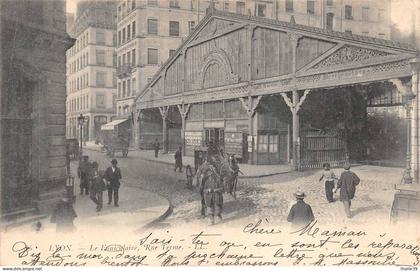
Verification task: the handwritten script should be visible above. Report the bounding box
[3,220,420,267]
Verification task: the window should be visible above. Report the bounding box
[118,5,122,20]
[169,21,180,36]
[127,24,131,40]
[362,7,369,22]
[148,18,158,35]
[118,82,121,98]
[131,0,136,9]
[345,5,353,20]
[326,12,334,30]
[326,0,333,6]
[224,2,229,11]
[96,30,105,45]
[96,94,105,108]
[132,21,136,37]
[378,9,385,22]
[86,52,89,65]
[256,3,266,17]
[127,51,131,65]
[269,135,278,153]
[147,48,158,64]
[113,53,117,67]
[236,1,245,14]
[132,49,136,65]
[285,0,293,12]
[169,49,176,58]
[113,72,116,87]
[96,49,105,65]
[112,95,116,109]
[188,21,195,33]
[147,77,152,84]
[96,71,106,87]
[132,78,136,94]
[258,135,268,152]
[113,33,117,46]
[169,0,180,8]
[258,134,278,153]
[147,0,158,6]
[307,0,315,15]
[122,81,126,97]
[118,56,122,66]
[127,79,131,96]
[118,31,121,45]
[123,54,126,65]
[345,30,352,34]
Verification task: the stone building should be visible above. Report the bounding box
[66,0,117,142]
[0,0,74,220]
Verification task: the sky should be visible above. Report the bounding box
[66,0,77,14]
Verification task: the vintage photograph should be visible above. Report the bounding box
[0,0,419,268]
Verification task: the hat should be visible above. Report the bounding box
[111,159,118,165]
[293,191,306,199]
[343,163,351,170]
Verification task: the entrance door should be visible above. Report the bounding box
[205,128,224,149]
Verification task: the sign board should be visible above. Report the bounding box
[204,120,225,128]
[225,131,243,158]
[185,131,202,146]
[247,135,253,153]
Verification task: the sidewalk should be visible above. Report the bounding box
[4,158,170,234]
[83,141,293,178]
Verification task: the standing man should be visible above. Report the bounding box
[104,159,122,207]
[174,146,183,172]
[153,138,160,158]
[77,155,90,195]
[287,190,315,228]
[335,164,360,218]
[89,162,107,212]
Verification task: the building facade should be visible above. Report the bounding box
[66,1,117,142]
[0,0,73,219]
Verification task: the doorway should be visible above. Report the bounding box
[205,128,224,149]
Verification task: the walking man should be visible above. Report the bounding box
[77,155,90,195]
[287,190,315,228]
[335,164,360,218]
[89,162,106,212]
[104,159,122,207]
[153,138,160,158]
[174,146,183,172]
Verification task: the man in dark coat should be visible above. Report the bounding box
[287,191,315,228]
[174,146,183,172]
[153,138,160,158]
[335,164,360,218]
[77,155,91,195]
[104,159,122,207]
[89,162,107,212]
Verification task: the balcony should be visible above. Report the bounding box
[117,64,133,78]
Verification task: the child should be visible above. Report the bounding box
[319,163,337,203]
[287,190,315,228]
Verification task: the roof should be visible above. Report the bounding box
[101,118,129,130]
[135,7,417,103]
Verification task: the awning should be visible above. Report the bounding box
[101,119,128,131]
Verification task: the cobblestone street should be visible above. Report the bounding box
[82,148,403,229]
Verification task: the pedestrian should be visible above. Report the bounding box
[89,162,107,212]
[287,190,315,228]
[77,155,91,195]
[50,192,77,233]
[174,146,183,173]
[319,163,337,203]
[228,154,240,197]
[185,165,194,189]
[104,159,122,207]
[153,138,160,158]
[334,164,360,218]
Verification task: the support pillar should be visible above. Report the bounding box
[177,103,191,156]
[159,106,169,154]
[136,109,142,149]
[410,57,420,183]
[281,89,311,170]
[239,95,262,165]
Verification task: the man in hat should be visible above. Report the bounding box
[77,155,91,195]
[287,191,315,228]
[153,138,160,158]
[174,146,183,172]
[335,164,360,218]
[90,162,107,212]
[104,159,122,207]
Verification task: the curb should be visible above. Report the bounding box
[84,147,294,179]
[136,204,173,232]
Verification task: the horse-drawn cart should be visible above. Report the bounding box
[100,119,131,158]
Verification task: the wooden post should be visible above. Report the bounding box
[159,106,169,154]
[177,103,191,156]
[239,95,262,165]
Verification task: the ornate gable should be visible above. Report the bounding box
[192,17,242,42]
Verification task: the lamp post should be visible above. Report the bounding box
[78,114,86,161]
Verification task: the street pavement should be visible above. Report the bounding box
[81,144,405,230]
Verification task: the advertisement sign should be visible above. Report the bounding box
[185,131,202,146]
[247,135,253,153]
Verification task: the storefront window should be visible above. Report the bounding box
[269,135,278,153]
[258,134,278,153]
[258,135,268,152]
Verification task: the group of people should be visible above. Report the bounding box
[287,163,361,228]
[78,156,122,212]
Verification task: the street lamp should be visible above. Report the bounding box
[78,114,86,160]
